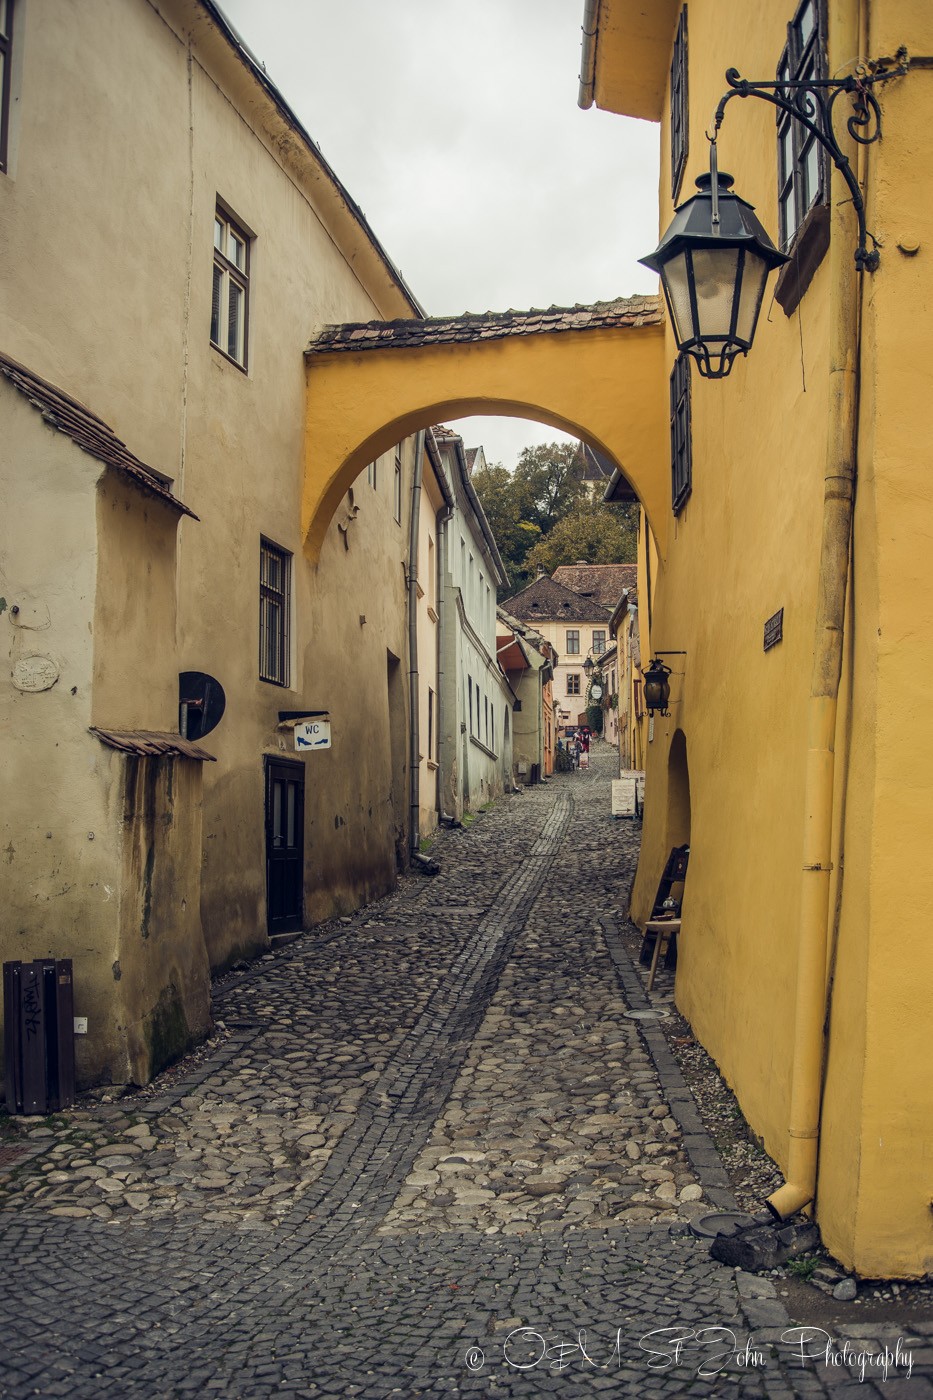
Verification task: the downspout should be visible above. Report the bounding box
[436,498,455,823]
[767,0,861,1221]
[578,0,599,109]
[407,430,426,863]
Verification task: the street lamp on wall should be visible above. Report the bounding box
[640,53,908,379]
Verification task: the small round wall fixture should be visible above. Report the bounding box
[642,658,672,717]
[639,168,787,379]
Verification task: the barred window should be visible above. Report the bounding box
[670,6,688,200]
[260,539,290,686]
[211,206,250,368]
[670,354,692,515]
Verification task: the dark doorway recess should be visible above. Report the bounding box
[265,757,305,933]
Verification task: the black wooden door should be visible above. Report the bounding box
[265,758,304,933]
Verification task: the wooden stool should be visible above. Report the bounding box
[643,918,682,991]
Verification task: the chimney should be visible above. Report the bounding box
[535,565,547,579]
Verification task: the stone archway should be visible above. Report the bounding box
[302,296,668,562]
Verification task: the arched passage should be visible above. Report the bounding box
[303,297,668,562]
[666,728,691,850]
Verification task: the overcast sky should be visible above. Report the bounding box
[219,0,661,468]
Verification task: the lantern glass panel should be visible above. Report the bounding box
[735,250,770,344]
[692,247,740,338]
[661,250,695,344]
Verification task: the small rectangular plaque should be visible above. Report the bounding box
[764,608,784,652]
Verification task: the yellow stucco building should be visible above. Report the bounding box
[583,0,933,1278]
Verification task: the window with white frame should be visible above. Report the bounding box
[259,538,290,686]
[212,206,250,368]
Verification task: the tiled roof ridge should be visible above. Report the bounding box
[507,573,613,623]
[0,353,197,519]
[307,294,663,355]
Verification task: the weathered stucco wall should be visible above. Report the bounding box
[0,385,211,1087]
[0,393,119,1085]
[0,0,423,979]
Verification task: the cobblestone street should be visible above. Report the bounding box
[1,744,930,1398]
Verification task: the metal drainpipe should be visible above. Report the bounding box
[407,430,427,862]
[766,0,861,1221]
[578,0,599,109]
[436,499,454,822]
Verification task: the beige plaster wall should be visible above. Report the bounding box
[0,0,421,972]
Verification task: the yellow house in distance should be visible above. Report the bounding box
[582,0,933,1277]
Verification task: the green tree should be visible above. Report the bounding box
[470,462,539,585]
[513,442,588,534]
[523,501,637,575]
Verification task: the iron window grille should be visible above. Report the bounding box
[670,353,693,515]
[565,629,580,655]
[0,0,13,174]
[670,5,688,200]
[776,0,828,249]
[259,538,291,686]
[567,673,581,696]
[211,206,250,368]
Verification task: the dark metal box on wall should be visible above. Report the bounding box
[2,959,75,1114]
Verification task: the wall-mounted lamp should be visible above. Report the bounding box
[640,52,908,378]
[642,651,686,717]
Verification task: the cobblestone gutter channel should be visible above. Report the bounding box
[1,745,930,1397]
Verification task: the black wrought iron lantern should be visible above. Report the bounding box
[642,658,672,717]
[583,656,594,678]
[639,164,787,379]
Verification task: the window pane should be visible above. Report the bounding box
[230,231,246,271]
[802,137,819,213]
[210,263,223,346]
[227,280,243,361]
[799,1,816,44]
[780,125,794,184]
[286,783,296,848]
[735,252,769,344]
[691,248,740,338]
[661,251,695,344]
[214,217,224,253]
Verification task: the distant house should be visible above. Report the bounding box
[496,610,556,783]
[431,428,514,817]
[506,572,615,732]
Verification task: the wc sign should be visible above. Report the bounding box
[293,718,331,751]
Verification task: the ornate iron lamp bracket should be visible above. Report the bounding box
[711,49,908,272]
